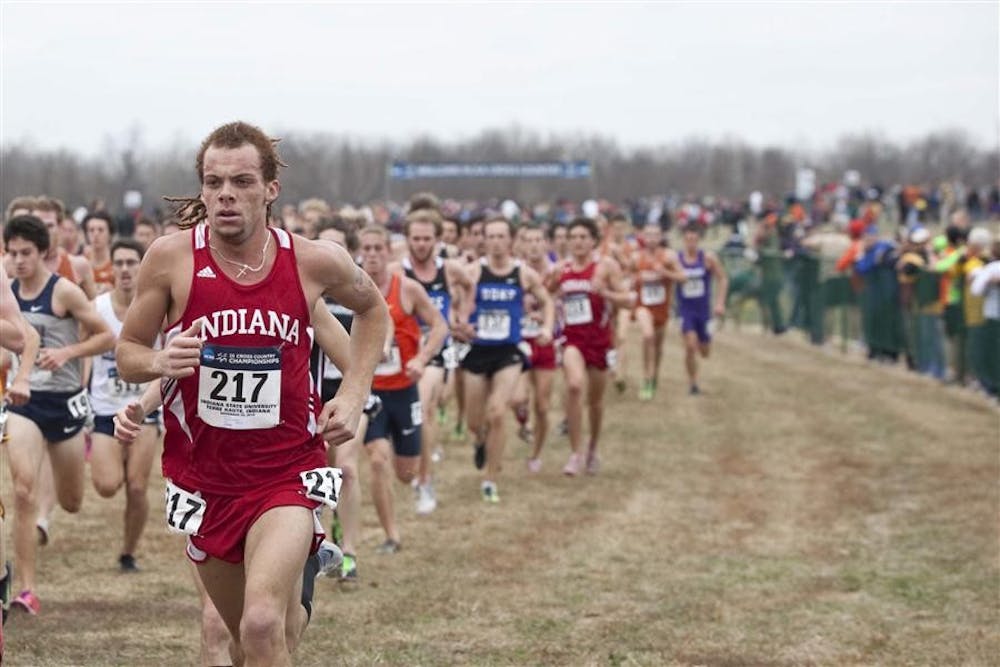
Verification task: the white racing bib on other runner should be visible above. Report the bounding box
[300,466,343,509]
[564,294,594,326]
[477,310,511,341]
[641,282,667,306]
[165,480,207,535]
[520,316,542,339]
[374,344,402,376]
[682,278,705,299]
[66,389,92,420]
[198,345,281,430]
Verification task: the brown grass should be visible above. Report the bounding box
[3,327,998,666]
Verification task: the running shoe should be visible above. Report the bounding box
[614,379,626,394]
[118,554,140,573]
[317,540,344,577]
[436,406,447,427]
[585,450,601,475]
[562,453,583,477]
[480,481,500,504]
[526,457,542,474]
[689,384,701,395]
[639,382,653,401]
[452,422,466,441]
[11,590,39,615]
[415,483,437,515]
[558,418,568,437]
[339,553,358,584]
[431,446,444,463]
[473,442,487,470]
[36,518,50,547]
[517,423,533,443]
[375,539,401,555]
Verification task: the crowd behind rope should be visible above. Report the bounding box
[0,165,997,662]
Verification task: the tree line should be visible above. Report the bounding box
[2,126,996,214]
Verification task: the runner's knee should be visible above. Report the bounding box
[239,602,284,649]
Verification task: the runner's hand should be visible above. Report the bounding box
[6,377,30,406]
[405,357,425,383]
[155,320,202,379]
[37,347,70,370]
[318,396,362,447]
[114,401,145,444]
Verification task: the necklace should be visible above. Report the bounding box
[209,232,271,278]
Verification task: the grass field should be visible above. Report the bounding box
[3,327,998,666]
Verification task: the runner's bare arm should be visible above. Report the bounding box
[69,254,98,300]
[2,274,40,405]
[312,299,352,377]
[663,250,688,283]
[598,259,638,308]
[445,259,474,328]
[522,266,555,345]
[0,273,28,354]
[706,252,729,315]
[37,280,114,370]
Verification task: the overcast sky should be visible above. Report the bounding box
[2,2,997,156]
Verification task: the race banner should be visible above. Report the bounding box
[388,161,592,180]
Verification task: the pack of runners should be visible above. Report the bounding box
[0,122,730,665]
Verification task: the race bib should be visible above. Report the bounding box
[564,295,593,326]
[477,310,511,341]
[165,480,206,535]
[374,344,402,377]
[66,389,91,420]
[198,345,281,430]
[641,282,666,306]
[109,368,144,397]
[442,345,459,370]
[521,316,542,339]
[300,466,342,509]
[682,278,705,299]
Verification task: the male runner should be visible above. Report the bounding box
[3,215,114,614]
[458,217,554,502]
[519,224,560,471]
[392,209,472,514]
[359,224,447,551]
[633,222,686,400]
[84,211,116,293]
[676,223,729,395]
[89,238,160,571]
[552,218,635,476]
[116,121,389,666]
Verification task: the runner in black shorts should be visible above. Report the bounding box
[455,217,553,503]
[3,215,114,615]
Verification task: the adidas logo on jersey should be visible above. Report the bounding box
[196,266,217,279]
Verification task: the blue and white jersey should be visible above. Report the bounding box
[471,259,523,346]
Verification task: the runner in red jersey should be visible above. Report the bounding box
[117,122,389,665]
[551,218,635,477]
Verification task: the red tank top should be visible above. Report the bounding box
[372,274,421,391]
[559,260,611,346]
[161,224,324,494]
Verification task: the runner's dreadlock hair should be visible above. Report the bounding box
[164,121,287,229]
